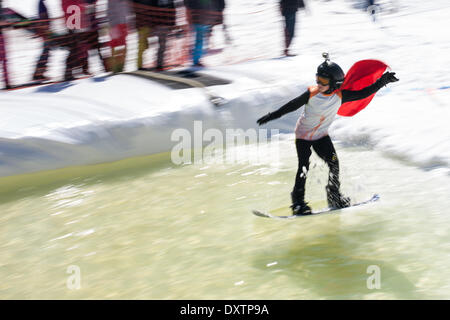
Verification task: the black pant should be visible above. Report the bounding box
[282,11,297,49]
[293,135,340,199]
[33,39,50,79]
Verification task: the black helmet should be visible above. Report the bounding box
[316,53,345,92]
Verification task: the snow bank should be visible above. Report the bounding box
[1,0,450,177]
[0,61,310,177]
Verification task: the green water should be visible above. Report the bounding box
[0,139,449,299]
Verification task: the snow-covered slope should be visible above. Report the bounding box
[1,0,449,177]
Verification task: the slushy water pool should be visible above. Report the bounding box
[1,138,448,299]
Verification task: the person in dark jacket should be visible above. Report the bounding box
[133,0,177,70]
[61,0,87,80]
[280,0,305,57]
[184,0,217,67]
[32,0,51,81]
[211,0,225,26]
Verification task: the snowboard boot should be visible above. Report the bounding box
[326,186,351,209]
[290,190,312,216]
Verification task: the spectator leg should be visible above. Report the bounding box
[33,39,51,80]
[156,26,169,70]
[193,24,210,65]
[0,30,10,88]
[284,11,297,51]
[137,27,150,69]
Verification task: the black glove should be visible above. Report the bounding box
[257,113,274,126]
[379,72,399,86]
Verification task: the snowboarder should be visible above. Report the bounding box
[256,53,399,215]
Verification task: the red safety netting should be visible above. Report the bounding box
[0,3,227,90]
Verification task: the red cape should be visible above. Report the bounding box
[337,59,389,117]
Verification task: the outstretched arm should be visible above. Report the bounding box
[341,72,399,103]
[257,90,310,125]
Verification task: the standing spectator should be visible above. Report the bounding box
[107,0,132,73]
[62,0,87,80]
[62,0,100,79]
[83,0,109,73]
[150,0,177,71]
[207,0,231,48]
[0,0,11,89]
[280,0,305,57]
[132,0,153,69]
[184,0,215,67]
[32,0,51,82]
[133,0,177,71]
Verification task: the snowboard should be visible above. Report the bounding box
[252,194,380,220]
